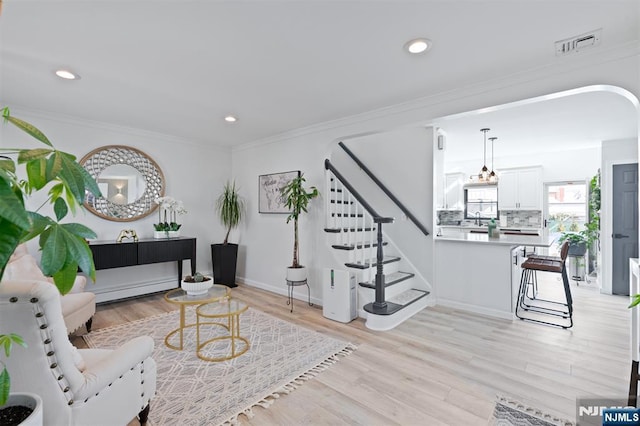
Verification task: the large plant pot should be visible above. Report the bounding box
[286,266,307,282]
[211,243,238,288]
[568,242,587,257]
[0,393,43,426]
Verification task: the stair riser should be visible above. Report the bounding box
[330,231,377,244]
[352,262,400,279]
[328,216,373,229]
[365,294,433,331]
[357,277,415,308]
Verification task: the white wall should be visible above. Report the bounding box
[601,138,639,295]
[231,134,333,304]
[1,109,231,300]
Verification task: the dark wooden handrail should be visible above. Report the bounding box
[324,159,393,224]
[338,141,430,236]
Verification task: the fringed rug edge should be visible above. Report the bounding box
[493,394,576,426]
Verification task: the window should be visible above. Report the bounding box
[546,182,587,234]
[465,186,499,220]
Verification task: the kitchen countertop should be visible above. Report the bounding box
[435,231,556,247]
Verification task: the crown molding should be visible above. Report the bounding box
[5,105,231,153]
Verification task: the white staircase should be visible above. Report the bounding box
[324,161,432,331]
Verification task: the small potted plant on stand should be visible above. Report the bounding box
[0,107,99,424]
[211,181,245,288]
[282,173,319,282]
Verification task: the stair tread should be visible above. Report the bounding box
[332,241,388,251]
[363,289,430,315]
[324,227,375,234]
[359,271,414,288]
[345,256,400,269]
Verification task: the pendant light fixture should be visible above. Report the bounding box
[488,136,498,183]
[479,128,490,181]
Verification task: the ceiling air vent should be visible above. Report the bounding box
[555,28,602,56]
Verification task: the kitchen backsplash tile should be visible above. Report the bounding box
[500,210,542,228]
[437,209,464,225]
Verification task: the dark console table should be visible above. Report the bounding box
[89,237,196,286]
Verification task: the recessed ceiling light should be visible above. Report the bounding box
[404,38,432,54]
[224,115,238,123]
[55,69,80,80]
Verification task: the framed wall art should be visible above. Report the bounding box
[258,170,300,213]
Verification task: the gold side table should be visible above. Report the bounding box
[164,285,230,350]
[196,298,249,362]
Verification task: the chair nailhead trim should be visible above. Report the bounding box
[9,297,17,303]
[57,375,64,381]
[39,324,48,330]
[140,393,144,397]
[47,351,54,356]
[141,380,144,384]
[35,312,44,318]
[50,363,57,369]
[63,386,70,392]
[30,297,38,303]
[68,400,73,406]
[44,338,52,344]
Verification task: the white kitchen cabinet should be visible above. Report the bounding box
[498,167,541,210]
[443,172,465,210]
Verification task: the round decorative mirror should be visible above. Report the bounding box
[80,145,165,222]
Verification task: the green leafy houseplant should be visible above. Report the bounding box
[0,107,100,405]
[282,174,319,269]
[216,181,245,245]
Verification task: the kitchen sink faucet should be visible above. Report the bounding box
[475,211,481,226]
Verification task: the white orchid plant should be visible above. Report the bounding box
[153,196,187,232]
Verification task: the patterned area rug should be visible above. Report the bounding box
[492,395,576,426]
[83,307,355,425]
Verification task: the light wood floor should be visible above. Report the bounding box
[71,277,630,425]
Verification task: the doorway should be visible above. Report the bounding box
[612,163,639,295]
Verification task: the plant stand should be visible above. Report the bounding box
[286,279,312,313]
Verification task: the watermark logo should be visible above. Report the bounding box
[577,399,639,425]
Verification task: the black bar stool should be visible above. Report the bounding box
[515,241,573,329]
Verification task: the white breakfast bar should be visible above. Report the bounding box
[434,230,557,319]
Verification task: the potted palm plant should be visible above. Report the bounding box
[211,181,245,287]
[0,106,100,423]
[282,173,319,282]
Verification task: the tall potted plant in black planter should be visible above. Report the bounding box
[211,181,244,287]
[282,174,319,282]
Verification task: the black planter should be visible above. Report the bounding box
[568,242,587,257]
[211,243,238,287]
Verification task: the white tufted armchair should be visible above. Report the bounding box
[0,280,157,425]
[2,244,96,334]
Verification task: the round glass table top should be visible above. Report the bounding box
[197,299,248,317]
[164,285,230,305]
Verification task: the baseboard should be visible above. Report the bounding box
[436,298,514,321]
[94,278,178,303]
[236,276,323,306]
